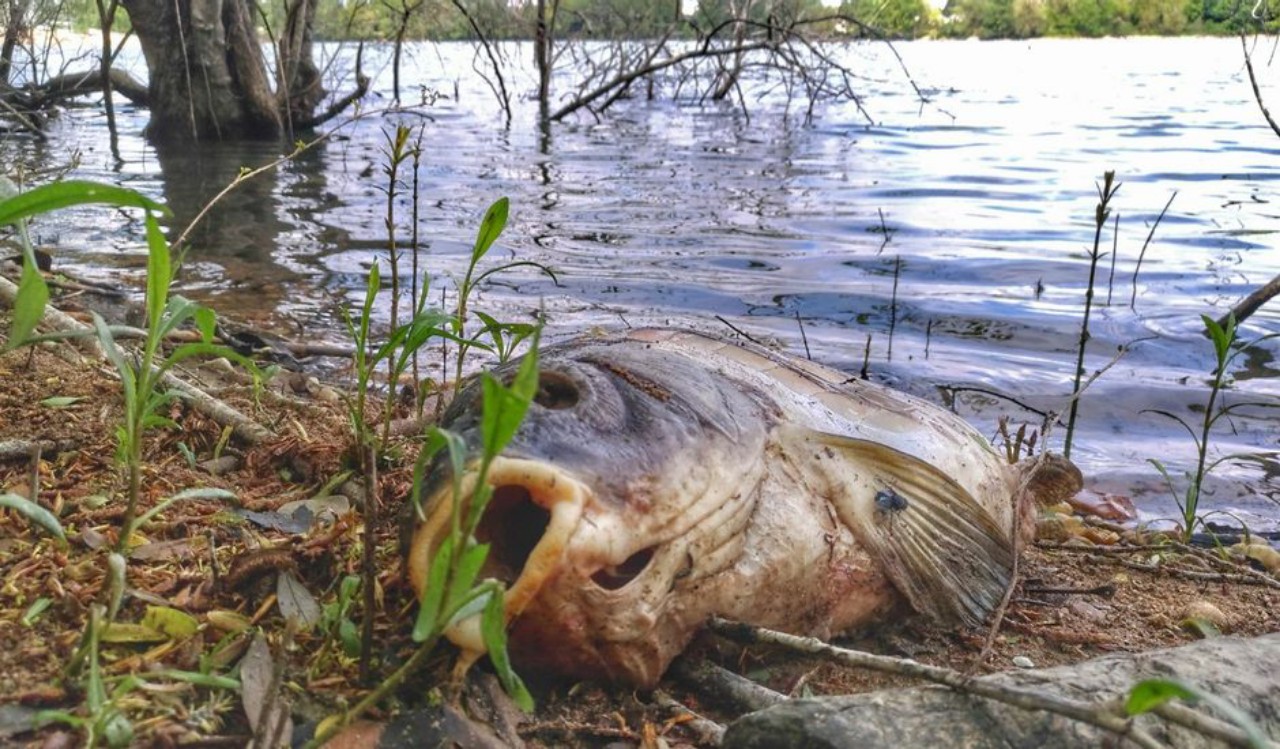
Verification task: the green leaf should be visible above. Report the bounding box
[4,248,49,351]
[443,542,490,618]
[472,197,510,264]
[144,213,171,329]
[100,622,167,643]
[481,584,533,712]
[413,536,454,642]
[479,340,539,457]
[147,669,239,690]
[21,597,52,626]
[338,619,361,657]
[0,493,66,543]
[338,575,361,607]
[100,708,133,749]
[106,554,127,620]
[92,313,136,411]
[0,180,168,228]
[1121,677,1183,714]
[472,259,559,289]
[193,307,217,342]
[141,606,199,640]
[40,396,85,409]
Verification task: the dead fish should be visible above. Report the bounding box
[407,328,1042,687]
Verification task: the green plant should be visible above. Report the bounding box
[1063,170,1118,460]
[446,197,556,391]
[301,343,540,748]
[91,212,254,551]
[410,332,540,709]
[1,177,246,549]
[341,160,551,677]
[1147,314,1278,541]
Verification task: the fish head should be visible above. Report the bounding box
[406,338,775,685]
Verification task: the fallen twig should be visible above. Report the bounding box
[669,657,786,713]
[1102,555,1280,590]
[652,689,725,746]
[0,439,80,461]
[1217,272,1280,330]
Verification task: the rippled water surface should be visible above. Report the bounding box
[4,36,1279,529]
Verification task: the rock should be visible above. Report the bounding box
[723,634,1280,748]
[1011,656,1034,669]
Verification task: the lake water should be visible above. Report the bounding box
[3,35,1278,531]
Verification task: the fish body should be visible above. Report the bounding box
[407,329,1031,687]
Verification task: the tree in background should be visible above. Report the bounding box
[943,0,1015,37]
[839,0,937,37]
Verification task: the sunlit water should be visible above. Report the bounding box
[3,36,1278,531]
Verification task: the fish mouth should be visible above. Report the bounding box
[407,456,589,656]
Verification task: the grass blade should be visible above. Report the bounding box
[0,493,66,543]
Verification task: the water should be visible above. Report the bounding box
[3,36,1278,531]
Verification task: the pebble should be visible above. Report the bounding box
[1066,599,1110,623]
[1012,656,1035,669]
[1036,512,1084,542]
[1181,600,1229,634]
[1081,527,1120,545]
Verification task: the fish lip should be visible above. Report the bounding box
[407,456,589,657]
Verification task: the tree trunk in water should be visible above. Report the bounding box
[0,0,33,84]
[120,0,321,142]
[534,0,552,116]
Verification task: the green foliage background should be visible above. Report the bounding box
[37,0,1280,61]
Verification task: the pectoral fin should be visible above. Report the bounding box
[805,432,1014,626]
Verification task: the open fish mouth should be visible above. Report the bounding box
[407,456,590,656]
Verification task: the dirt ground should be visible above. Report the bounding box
[0,300,1277,748]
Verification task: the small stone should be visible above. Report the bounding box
[1180,600,1228,635]
[1082,527,1120,545]
[1232,542,1280,574]
[1012,656,1035,669]
[1036,512,1084,542]
[1067,599,1109,623]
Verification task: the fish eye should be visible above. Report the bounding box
[534,371,580,410]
